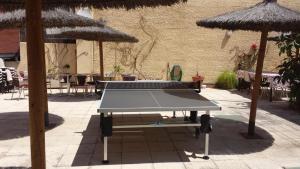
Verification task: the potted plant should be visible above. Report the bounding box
[216,71,238,89]
[274,33,300,110]
[113,65,124,81]
[63,64,70,73]
[192,72,205,82]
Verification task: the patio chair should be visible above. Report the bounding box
[11,78,28,100]
[46,75,53,94]
[0,70,4,93]
[87,74,102,95]
[237,70,251,92]
[83,74,97,95]
[260,77,271,98]
[271,80,290,100]
[49,79,62,94]
[59,74,72,94]
[73,75,88,95]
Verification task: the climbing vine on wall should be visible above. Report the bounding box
[45,43,70,77]
[110,15,159,79]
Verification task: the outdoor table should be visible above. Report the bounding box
[237,70,281,101]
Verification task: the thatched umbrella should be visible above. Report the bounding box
[197,0,300,137]
[0,0,186,10]
[19,0,180,168]
[0,6,104,168]
[46,26,138,80]
[0,8,104,29]
[0,8,104,127]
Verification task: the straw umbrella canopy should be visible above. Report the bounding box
[46,25,139,80]
[46,26,138,42]
[0,8,104,127]
[21,0,177,168]
[0,8,104,29]
[0,0,187,10]
[196,0,300,136]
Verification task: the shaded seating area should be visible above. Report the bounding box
[237,70,290,101]
[0,67,29,100]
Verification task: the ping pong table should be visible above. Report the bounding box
[97,81,221,163]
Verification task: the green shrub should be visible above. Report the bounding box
[216,71,238,89]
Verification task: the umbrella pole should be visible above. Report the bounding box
[44,69,49,127]
[26,0,46,168]
[99,41,104,80]
[248,30,269,136]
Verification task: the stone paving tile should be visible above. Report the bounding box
[89,165,122,169]
[90,152,122,166]
[242,158,283,169]
[122,135,146,143]
[151,151,181,163]
[122,142,149,152]
[0,155,30,167]
[6,145,31,156]
[214,160,250,169]
[122,151,152,164]
[122,163,154,169]
[184,161,218,169]
[153,162,186,169]
[148,141,175,152]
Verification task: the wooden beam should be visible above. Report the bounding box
[99,41,104,80]
[25,0,46,168]
[248,30,269,136]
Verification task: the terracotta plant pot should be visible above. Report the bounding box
[192,75,204,82]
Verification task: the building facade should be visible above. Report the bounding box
[0,29,20,62]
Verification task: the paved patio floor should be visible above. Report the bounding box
[0,88,300,169]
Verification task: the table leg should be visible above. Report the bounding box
[269,87,273,102]
[102,112,110,164]
[203,110,210,160]
[172,111,176,118]
[67,75,70,94]
[103,136,109,163]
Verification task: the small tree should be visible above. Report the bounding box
[275,33,300,106]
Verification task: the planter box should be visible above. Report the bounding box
[122,74,136,81]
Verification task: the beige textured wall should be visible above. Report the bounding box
[17,42,77,74]
[17,0,300,83]
[76,0,299,83]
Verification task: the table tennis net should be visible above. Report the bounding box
[96,81,201,91]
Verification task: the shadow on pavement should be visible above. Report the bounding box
[227,90,300,126]
[0,112,64,140]
[47,93,97,102]
[72,114,274,166]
